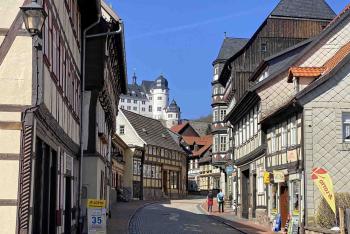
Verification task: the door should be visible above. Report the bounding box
[252,174,257,218]
[64,177,72,234]
[241,170,250,219]
[280,184,289,227]
[133,181,141,199]
[163,171,168,195]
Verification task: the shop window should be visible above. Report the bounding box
[291,180,300,213]
[343,113,350,142]
[270,183,278,214]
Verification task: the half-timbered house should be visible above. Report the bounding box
[0,0,100,233]
[215,0,337,226]
[257,5,350,229]
[117,109,187,200]
[81,0,127,222]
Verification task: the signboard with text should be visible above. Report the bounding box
[87,199,107,234]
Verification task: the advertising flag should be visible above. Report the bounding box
[311,168,336,214]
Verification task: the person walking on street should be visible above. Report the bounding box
[207,191,214,213]
[217,189,224,213]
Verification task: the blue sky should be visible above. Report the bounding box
[109,0,349,119]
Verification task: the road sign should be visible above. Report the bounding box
[87,199,107,234]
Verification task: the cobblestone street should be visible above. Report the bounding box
[129,198,242,234]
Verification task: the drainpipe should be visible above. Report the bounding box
[301,109,306,233]
[78,15,101,230]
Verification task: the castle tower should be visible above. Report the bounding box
[150,74,169,119]
[165,99,181,128]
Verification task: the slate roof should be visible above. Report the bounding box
[152,75,169,90]
[189,121,211,136]
[121,109,184,152]
[124,84,148,100]
[270,0,336,20]
[166,99,180,113]
[213,37,248,64]
[141,80,154,94]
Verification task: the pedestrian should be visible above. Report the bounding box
[217,189,224,213]
[207,191,214,212]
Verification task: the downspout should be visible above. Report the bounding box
[78,15,101,228]
[301,107,306,233]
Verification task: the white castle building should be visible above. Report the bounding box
[118,73,181,128]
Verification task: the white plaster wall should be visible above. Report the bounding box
[0,36,32,105]
[0,206,17,234]
[116,112,144,147]
[151,88,168,119]
[0,0,22,28]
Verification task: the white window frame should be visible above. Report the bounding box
[271,127,276,153]
[119,125,125,135]
[291,117,297,146]
[343,113,350,142]
[220,135,227,152]
[281,123,287,148]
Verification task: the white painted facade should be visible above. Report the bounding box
[118,75,180,128]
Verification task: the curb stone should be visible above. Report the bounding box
[127,201,158,234]
[197,203,247,234]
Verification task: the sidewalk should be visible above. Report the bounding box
[107,200,155,234]
[201,200,274,234]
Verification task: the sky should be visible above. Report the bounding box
[109,0,349,120]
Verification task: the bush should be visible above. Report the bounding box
[316,192,350,228]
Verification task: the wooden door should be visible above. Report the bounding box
[163,171,168,195]
[280,184,289,227]
[241,170,250,219]
[252,174,257,218]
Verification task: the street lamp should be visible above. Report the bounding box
[20,1,47,36]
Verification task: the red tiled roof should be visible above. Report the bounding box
[182,135,212,157]
[288,67,325,82]
[170,123,188,133]
[288,41,350,83]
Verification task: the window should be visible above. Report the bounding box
[119,125,125,135]
[149,97,152,100]
[220,136,227,152]
[261,43,267,52]
[254,107,258,134]
[271,128,276,153]
[157,107,162,111]
[133,159,141,175]
[133,106,137,111]
[121,98,124,102]
[134,100,137,104]
[127,106,131,110]
[195,159,198,169]
[213,110,218,122]
[157,96,162,100]
[214,136,219,152]
[343,113,350,141]
[220,110,226,121]
[243,120,246,143]
[257,174,264,194]
[214,67,219,75]
[120,105,124,109]
[149,105,152,112]
[291,118,297,146]
[168,114,173,118]
[142,101,146,105]
[281,124,287,148]
[127,99,131,103]
[142,107,145,112]
[250,113,254,137]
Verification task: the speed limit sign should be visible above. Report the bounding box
[87,199,107,234]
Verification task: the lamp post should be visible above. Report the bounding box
[18,1,46,233]
[20,1,47,36]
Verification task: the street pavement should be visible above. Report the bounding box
[128,198,243,234]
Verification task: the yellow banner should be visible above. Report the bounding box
[87,199,106,208]
[311,168,336,214]
[263,171,270,184]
